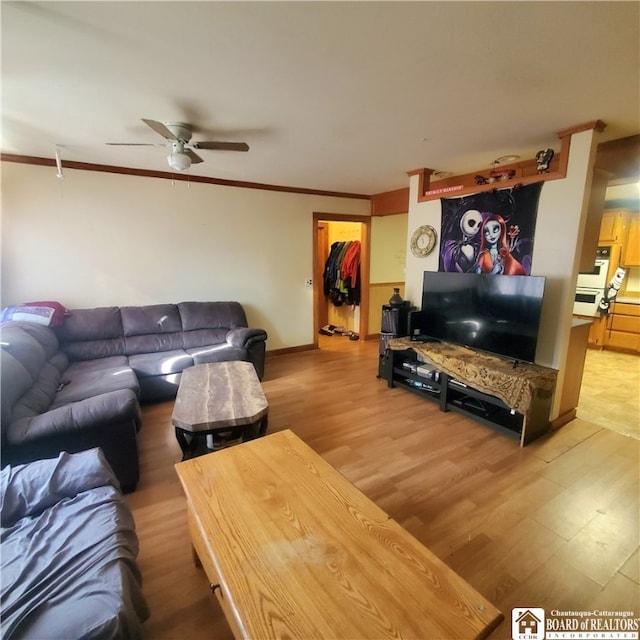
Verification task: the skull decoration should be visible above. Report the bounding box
[535,149,554,173]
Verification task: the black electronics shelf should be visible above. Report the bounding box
[392,365,443,402]
[444,378,524,436]
[380,347,551,445]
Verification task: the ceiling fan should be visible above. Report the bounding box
[107,119,249,171]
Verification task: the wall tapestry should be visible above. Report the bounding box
[439,182,543,275]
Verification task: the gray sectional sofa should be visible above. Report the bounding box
[1,322,142,491]
[0,301,267,491]
[55,301,267,400]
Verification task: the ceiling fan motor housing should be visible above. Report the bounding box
[164,122,192,142]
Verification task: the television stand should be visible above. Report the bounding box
[380,337,557,446]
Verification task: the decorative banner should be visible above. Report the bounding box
[439,182,543,275]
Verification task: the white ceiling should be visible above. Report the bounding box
[2,1,639,195]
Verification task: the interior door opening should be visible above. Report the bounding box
[313,213,369,349]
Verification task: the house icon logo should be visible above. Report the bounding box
[512,607,545,640]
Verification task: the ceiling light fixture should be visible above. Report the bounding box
[167,141,191,171]
[494,155,520,165]
[433,171,453,179]
[167,151,191,171]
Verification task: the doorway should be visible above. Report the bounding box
[312,213,370,348]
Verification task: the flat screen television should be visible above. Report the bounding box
[415,272,546,363]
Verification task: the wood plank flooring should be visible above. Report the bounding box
[126,337,639,639]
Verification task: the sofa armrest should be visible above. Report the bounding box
[6,389,141,446]
[226,327,268,349]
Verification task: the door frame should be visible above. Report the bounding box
[312,212,371,347]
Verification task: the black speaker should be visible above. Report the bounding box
[408,310,427,339]
[381,303,412,335]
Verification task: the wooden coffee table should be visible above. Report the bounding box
[172,361,268,460]
[175,429,503,640]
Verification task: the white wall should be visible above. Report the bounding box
[1,162,370,350]
[403,129,600,419]
[370,214,407,283]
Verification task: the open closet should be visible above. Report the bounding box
[313,215,368,347]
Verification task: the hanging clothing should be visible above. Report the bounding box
[340,241,360,286]
[323,240,361,307]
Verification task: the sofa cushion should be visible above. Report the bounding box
[56,307,123,341]
[3,323,61,361]
[0,351,33,429]
[178,301,248,330]
[0,325,48,381]
[55,307,126,361]
[10,360,63,422]
[121,304,182,336]
[61,355,129,373]
[51,362,140,408]
[5,389,141,446]
[121,304,184,354]
[128,350,193,378]
[125,332,185,355]
[0,325,69,427]
[181,327,229,349]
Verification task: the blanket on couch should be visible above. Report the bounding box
[0,449,149,639]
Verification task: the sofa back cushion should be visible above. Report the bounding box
[179,302,248,349]
[0,351,33,429]
[179,301,248,330]
[53,301,254,358]
[55,307,126,361]
[0,324,66,430]
[121,304,184,354]
[3,323,61,361]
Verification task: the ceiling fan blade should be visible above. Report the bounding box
[192,141,249,152]
[142,118,178,140]
[106,142,158,146]
[185,149,204,164]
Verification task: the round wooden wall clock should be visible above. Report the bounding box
[410,225,437,257]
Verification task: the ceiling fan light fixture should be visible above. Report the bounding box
[494,155,520,165]
[167,150,191,171]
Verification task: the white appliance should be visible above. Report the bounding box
[573,247,610,316]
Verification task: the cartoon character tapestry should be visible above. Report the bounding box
[439,183,543,275]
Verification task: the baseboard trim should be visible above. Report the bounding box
[550,409,577,430]
[266,344,316,357]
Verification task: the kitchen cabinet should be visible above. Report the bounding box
[622,215,640,267]
[605,302,640,353]
[599,209,629,244]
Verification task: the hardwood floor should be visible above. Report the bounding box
[126,337,639,639]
